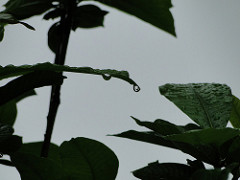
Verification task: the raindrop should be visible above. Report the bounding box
[0,153,3,158]
[133,85,140,92]
[102,74,112,81]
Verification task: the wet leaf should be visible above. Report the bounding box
[0,62,139,91]
[159,83,232,128]
[230,95,240,128]
[91,0,176,36]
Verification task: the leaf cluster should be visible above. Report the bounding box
[115,83,240,179]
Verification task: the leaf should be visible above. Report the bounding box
[43,8,62,20]
[11,138,119,180]
[0,135,22,154]
[0,62,139,90]
[0,101,17,126]
[60,137,119,180]
[72,4,108,30]
[0,124,14,142]
[91,0,176,36]
[133,161,194,180]
[3,0,54,20]
[225,136,240,164]
[230,95,240,128]
[165,128,240,147]
[0,89,36,126]
[0,71,64,106]
[17,142,60,163]
[191,168,230,180]
[159,83,233,128]
[0,13,35,30]
[11,152,67,180]
[131,116,200,136]
[0,159,14,166]
[113,130,177,149]
[48,22,61,53]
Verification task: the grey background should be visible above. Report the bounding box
[1,0,240,179]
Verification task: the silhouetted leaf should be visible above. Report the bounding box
[0,124,13,142]
[92,0,176,36]
[48,22,61,53]
[60,137,119,180]
[0,101,17,126]
[159,83,232,128]
[11,137,119,180]
[133,161,194,180]
[230,96,240,128]
[191,168,230,180]
[43,8,62,20]
[0,71,64,106]
[0,13,35,30]
[165,128,240,147]
[72,4,108,30]
[3,0,54,20]
[0,62,139,90]
[0,159,14,166]
[11,152,67,180]
[131,116,200,136]
[0,135,22,154]
[17,142,60,163]
[113,130,177,149]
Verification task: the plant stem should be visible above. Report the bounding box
[41,0,76,157]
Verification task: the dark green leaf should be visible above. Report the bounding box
[11,152,67,180]
[131,116,200,136]
[0,101,17,126]
[0,13,35,30]
[0,159,14,166]
[18,142,60,163]
[165,128,240,147]
[159,83,233,128]
[0,62,139,90]
[0,124,13,142]
[191,168,230,180]
[187,159,205,170]
[0,71,64,106]
[92,0,176,36]
[72,4,108,30]
[43,8,62,20]
[0,135,22,154]
[60,137,119,180]
[48,22,61,53]
[15,89,36,103]
[113,130,177,149]
[230,96,240,128]
[225,136,240,164]
[4,0,54,20]
[133,161,194,180]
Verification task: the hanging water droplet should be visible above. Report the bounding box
[133,85,140,92]
[102,74,112,81]
[0,153,3,158]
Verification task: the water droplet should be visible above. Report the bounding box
[133,85,140,92]
[0,153,3,158]
[102,74,112,81]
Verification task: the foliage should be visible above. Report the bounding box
[115,83,240,179]
[0,0,176,179]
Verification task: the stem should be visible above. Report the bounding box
[41,0,76,157]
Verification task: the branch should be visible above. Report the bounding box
[41,0,76,157]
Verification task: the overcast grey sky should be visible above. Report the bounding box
[1,0,240,179]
